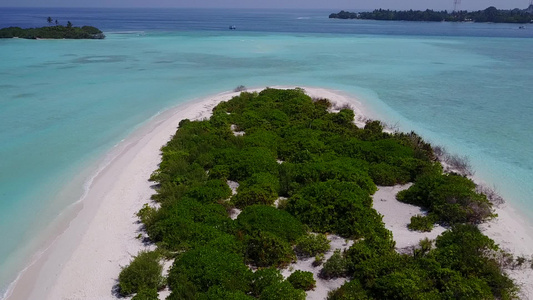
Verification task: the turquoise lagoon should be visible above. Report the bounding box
[0,8,532,296]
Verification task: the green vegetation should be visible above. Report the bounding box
[330,6,533,23]
[397,172,495,225]
[0,24,105,39]
[407,214,436,232]
[118,251,164,296]
[287,270,316,291]
[168,246,252,294]
[251,268,284,296]
[121,88,516,299]
[294,233,330,257]
[286,180,384,238]
[237,205,306,244]
[197,287,254,300]
[320,249,349,279]
[259,281,306,300]
[236,206,305,267]
[233,172,280,208]
[244,231,296,267]
[327,280,370,299]
[332,224,517,299]
[313,253,325,267]
[132,288,159,300]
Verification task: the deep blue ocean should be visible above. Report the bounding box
[0,7,532,297]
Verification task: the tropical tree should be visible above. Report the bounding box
[47,17,53,24]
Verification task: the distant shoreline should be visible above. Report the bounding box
[0,25,105,39]
[330,6,533,24]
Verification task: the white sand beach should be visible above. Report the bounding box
[6,87,533,299]
[481,204,533,299]
[372,184,447,251]
[6,88,243,300]
[373,184,533,299]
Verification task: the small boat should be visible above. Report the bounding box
[519,26,525,29]
[229,25,236,30]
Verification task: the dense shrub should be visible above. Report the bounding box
[397,173,495,225]
[245,232,295,268]
[259,281,306,300]
[204,233,244,255]
[236,205,306,243]
[208,164,231,180]
[435,224,496,272]
[340,225,518,299]
[434,225,517,298]
[361,120,386,141]
[168,246,252,294]
[351,253,440,298]
[332,108,355,125]
[198,286,255,300]
[394,131,435,162]
[232,187,277,208]
[165,273,197,300]
[136,203,158,229]
[279,158,376,195]
[286,180,385,238]
[320,250,348,279]
[327,280,370,300]
[369,162,410,186]
[372,270,431,299]
[118,251,164,296]
[407,214,436,232]
[345,234,396,271]
[251,268,284,296]
[145,199,233,251]
[131,288,159,300]
[294,233,330,257]
[229,147,279,181]
[184,179,232,203]
[287,270,316,291]
[278,128,327,163]
[244,129,282,155]
[239,172,280,196]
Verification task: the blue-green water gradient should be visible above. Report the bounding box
[0,8,532,296]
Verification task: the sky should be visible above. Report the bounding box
[1,0,531,11]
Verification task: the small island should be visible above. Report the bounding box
[330,5,533,23]
[0,21,105,39]
[115,88,523,299]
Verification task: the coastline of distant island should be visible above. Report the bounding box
[330,5,533,24]
[0,21,105,39]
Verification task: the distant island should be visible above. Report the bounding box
[330,5,533,23]
[0,21,105,39]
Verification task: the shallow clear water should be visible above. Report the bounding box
[0,7,532,296]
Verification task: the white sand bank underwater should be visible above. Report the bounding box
[5,87,533,300]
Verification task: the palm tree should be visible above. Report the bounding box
[47,17,53,25]
[67,21,72,28]
[55,20,59,25]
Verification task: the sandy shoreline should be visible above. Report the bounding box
[6,86,533,299]
[6,88,242,300]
